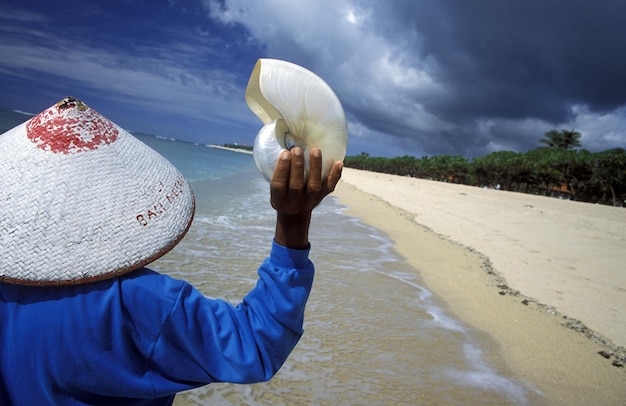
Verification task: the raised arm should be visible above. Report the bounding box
[146,148,343,389]
[271,147,343,249]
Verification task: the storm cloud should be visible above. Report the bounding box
[0,1,624,157]
[208,0,626,156]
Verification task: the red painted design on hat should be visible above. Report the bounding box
[26,97,119,154]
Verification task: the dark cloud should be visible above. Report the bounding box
[1,1,624,158]
[402,0,626,122]
[315,0,626,157]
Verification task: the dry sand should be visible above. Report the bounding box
[334,167,626,405]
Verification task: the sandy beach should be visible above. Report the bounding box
[334,167,626,405]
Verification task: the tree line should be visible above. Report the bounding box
[344,130,626,207]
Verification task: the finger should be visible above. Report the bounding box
[307,148,322,193]
[325,160,343,193]
[288,147,305,192]
[270,150,291,200]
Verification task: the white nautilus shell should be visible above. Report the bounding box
[246,58,348,181]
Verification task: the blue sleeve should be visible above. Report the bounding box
[149,240,314,388]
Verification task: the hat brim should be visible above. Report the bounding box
[0,99,195,286]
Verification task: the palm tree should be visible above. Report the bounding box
[540,129,583,149]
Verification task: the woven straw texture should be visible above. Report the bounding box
[0,99,195,285]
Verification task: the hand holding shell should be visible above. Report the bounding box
[245,59,348,181]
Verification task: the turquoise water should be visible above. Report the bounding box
[1,110,541,405]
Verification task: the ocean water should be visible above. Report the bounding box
[0,111,541,404]
[134,135,542,405]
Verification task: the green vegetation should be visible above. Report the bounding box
[345,130,626,207]
[539,129,582,149]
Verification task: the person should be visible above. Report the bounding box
[0,98,343,405]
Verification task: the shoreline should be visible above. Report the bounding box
[333,168,626,405]
[206,144,253,155]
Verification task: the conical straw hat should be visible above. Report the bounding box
[0,97,195,286]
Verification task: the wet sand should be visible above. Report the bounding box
[334,168,626,405]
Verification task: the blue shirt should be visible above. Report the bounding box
[0,241,314,405]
